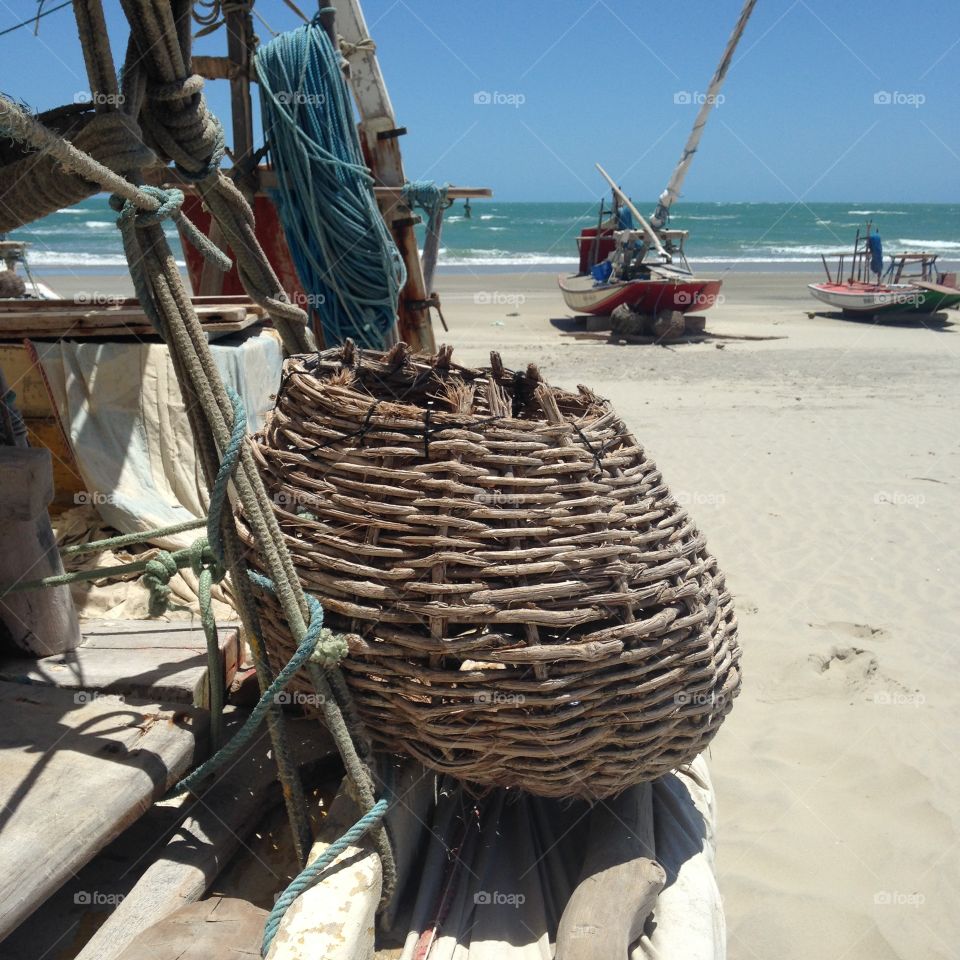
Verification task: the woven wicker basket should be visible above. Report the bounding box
[237,342,741,799]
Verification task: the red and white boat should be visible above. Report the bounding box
[559,0,757,318]
[558,240,723,316]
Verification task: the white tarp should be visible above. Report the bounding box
[36,332,282,548]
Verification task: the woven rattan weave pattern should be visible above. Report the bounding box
[237,341,740,799]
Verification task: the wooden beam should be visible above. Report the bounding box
[331,0,435,352]
[0,446,81,657]
[0,683,207,939]
[555,783,666,959]
[224,7,255,180]
[142,164,492,200]
[0,619,241,710]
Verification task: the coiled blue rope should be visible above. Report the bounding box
[256,18,406,349]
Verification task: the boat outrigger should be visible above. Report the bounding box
[559,0,758,318]
[808,224,960,317]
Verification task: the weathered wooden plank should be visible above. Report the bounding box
[0,682,207,938]
[0,620,241,708]
[114,896,266,960]
[555,783,665,959]
[0,295,261,313]
[73,712,299,960]
[0,445,53,521]
[0,446,81,657]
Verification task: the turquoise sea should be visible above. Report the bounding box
[9,196,960,274]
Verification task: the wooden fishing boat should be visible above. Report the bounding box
[558,270,723,316]
[809,228,960,317]
[559,0,757,319]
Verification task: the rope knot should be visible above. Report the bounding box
[309,628,349,669]
[143,550,180,616]
[110,184,184,228]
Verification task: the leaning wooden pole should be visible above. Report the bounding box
[331,0,436,353]
[650,0,758,229]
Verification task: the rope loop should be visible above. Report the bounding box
[173,116,227,183]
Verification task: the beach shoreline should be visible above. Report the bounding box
[11,267,960,960]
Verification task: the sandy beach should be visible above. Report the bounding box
[32,269,960,960]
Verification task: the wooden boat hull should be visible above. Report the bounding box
[559,273,722,316]
[808,281,960,316]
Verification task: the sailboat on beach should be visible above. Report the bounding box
[559,0,757,317]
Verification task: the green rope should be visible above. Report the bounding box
[169,579,329,796]
[60,517,207,557]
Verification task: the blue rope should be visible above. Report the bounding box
[402,179,448,221]
[155,384,393,938]
[255,19,406,349]
[261,796,389,956]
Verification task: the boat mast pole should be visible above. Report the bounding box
[650,0,758,230]
[596,164,669,261]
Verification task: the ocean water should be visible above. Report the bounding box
[8,196,959,275]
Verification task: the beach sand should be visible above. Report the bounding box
[38,270,960,959]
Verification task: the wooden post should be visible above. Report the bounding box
[225,5,255,177]
[331,0,436,353]
[0,446,81,657]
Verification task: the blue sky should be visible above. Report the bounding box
[2,0,958,202]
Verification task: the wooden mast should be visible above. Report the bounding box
[650,0,758,229]
[330,0,436,352]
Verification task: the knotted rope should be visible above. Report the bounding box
[2,5,396,932]
[255,18,406,349]
[402,179,449,293]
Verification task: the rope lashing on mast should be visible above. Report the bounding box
[255,17,406,349]
[3,0,398,926]
[0,84,395,900]
[114,0,313,356]
[402,179,449,293]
